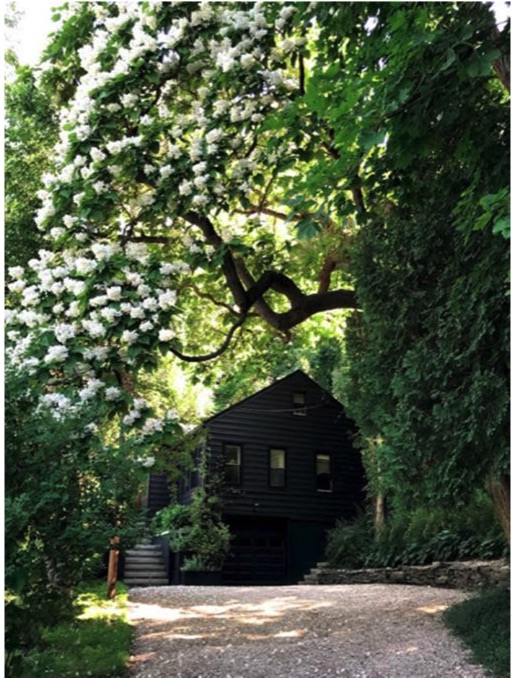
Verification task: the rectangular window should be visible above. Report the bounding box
[269,448,286,488]
[293,392,306,416]
[316,453,332,492]
[224,444,241,486]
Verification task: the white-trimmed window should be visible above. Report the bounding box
[316,453,332,492]
[292,392,306,416]
[224,444,242,486]
[269,448,286,488]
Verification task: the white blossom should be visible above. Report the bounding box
[85,346,109,362]
[8,266,25,280]
[179,180,193,195]
[106,286,123,301]
[64,278,86,295]
[54,323,77,343]
[40,392,73,414]
[79,378,105,401]
[121,329,138,344]
[74,257,97,274]
[90,147,106,163]
[105,386,122,400]
[8,280,26,293]
[123,410,141,426]
[44,344,69,364]
[93,180,107,194]
[140,455,156,467]
[66,301,82,318]
[158,328,175,341]
[90,295,109,307]
[158,290,177,309]
[141,298,158,311]
[142,419,163,435]
[100,307,122,323]
[21,286,40,307]
[91,242,121,260]
[82,319,107,337]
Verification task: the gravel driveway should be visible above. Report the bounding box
[127,584,485,678]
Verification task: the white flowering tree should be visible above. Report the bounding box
[6,1,359,464]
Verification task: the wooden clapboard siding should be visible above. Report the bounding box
[148,371,365,583]
[146,472,171,517]
[206,370,365,524]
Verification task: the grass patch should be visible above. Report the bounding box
[443,588,510,678]
[16,581,132,678]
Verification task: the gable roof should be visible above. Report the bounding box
[205,369,343,424]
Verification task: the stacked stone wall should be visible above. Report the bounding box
[309,560,509,590]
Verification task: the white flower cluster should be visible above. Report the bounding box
[6,243,191,418]
[32,1,304,244]
[9,1,305,458]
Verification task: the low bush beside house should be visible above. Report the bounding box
[325,492,507,569]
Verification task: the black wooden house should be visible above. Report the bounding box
[147,370,365,585]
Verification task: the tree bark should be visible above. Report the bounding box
[183,211,358,332]
[489,473,510,544]
[374,493,386,536]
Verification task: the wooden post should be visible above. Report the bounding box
[107,536,120,599]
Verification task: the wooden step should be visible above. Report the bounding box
[124,560,166,571]
[124,578,169,586]
[123,541,168,586]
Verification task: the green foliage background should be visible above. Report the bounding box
[4,2,510,670]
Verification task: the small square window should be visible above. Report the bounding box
[293,392,306,416]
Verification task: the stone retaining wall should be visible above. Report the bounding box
[311,559,509,590]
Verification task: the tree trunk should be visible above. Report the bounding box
[489,473,510,544]
[107,537,120,599]
[374,493,386,536]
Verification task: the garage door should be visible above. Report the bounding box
[222,517,287,585]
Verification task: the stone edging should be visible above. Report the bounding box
[306,559,510,590]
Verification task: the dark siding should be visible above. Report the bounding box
[208,371,365,524]
[146,472,171,517]
[149,371,366,583]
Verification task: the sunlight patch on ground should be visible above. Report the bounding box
[394,645,419,655]
[129,595,330,644]
[416,604,448,615]
[274,629,305,638]
[129,596,333,628]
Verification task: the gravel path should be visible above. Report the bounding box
[127,584,485,678]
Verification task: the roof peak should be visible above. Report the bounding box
[206,369,342,423]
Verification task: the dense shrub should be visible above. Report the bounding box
[9,581,131,679]
[326,492,507,568]
[5,367,143,671]
[325,513,374,568]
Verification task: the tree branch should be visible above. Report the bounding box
[237,263,358,331]
[299,53,306,96]
[318,256,338,293]
[167,314,246,362]
[133,211,359,360]
[182,211,248,310]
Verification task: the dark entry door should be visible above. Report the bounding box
[222,516,287,585]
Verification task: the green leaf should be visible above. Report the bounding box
[360,130,386,152]
[492,216,510,239]
[295,217,319,239]
[464,49,501,78]
[439,48,456,73]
